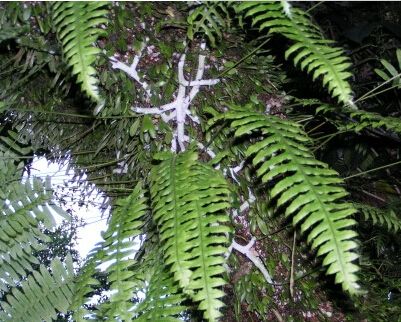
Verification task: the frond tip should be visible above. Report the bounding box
[236,1,354,105]
[52,2,108,102]
[219,104,360,294]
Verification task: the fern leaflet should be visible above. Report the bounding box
[187,2,230,47]
[374,48,401,89]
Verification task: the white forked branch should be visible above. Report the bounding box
[109,42,219,152]
[228,237,274,285]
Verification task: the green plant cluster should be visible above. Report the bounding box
[0,1,401,321]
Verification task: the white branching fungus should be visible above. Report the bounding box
[109,42,219,152]
[109,41,153,100]
[228,237,274,285]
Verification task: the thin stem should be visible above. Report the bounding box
[84,158,127,170]
[343,160,401,180]
[312,134,336,152]
[306,121,326,135]
[6,108,137,119]
[355,73,401,103]
[314,129,350,142]
[296,116,314,123]
[306,1,325,13]
[217,38,270,78]
[290,230,296,299]
[355,84,401,102]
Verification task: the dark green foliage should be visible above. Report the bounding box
[356,203,401,233]
[187,2,230,47]
[1,1,401,321]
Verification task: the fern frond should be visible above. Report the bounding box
[0,256,74,322]
[346,110,401,134]
[0,177,68,291]
[187,2,230,47]
[309,100,401,135]
[70,183,148,320]
[133,250,187,322]
[96,182,148,320]
[235,1,354,105]
[218,104,360,294]
[70,257,99,322]
[52,2,108,102]
[356,203,401,233]
[150,151,231,321]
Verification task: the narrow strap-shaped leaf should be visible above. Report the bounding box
[223,105,360,294]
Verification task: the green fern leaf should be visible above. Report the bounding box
[235,1,354,105]
[97,182,148,320]
[150,151,231,321]
[374,48,401,88]
[133,249,187,322]
[0,177,68,291]
[356,203,401,233]
[0,256,74,322]
[187,2,230,47]
[70,257,99,322]
[220,104,360,294]
[70,183,148,321]
[52,2,108,102]
[307,100,401,135]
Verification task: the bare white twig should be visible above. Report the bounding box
[109,41,153,100]
[228,237,274,284]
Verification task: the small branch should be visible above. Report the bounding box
[229,237,274,285]
[290,230,296,299]
[109,46,152,100]
[272,308,285,322]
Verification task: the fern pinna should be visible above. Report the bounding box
[212,104,360,294]
[150,151,231,321]
[235,1,354,105]
[187,2,230,47]
[132,248,187,322]
[52,2,108,103]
